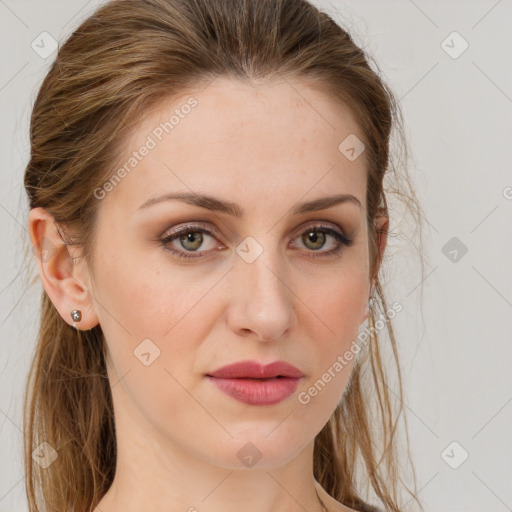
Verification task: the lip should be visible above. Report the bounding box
[206,360,304,406]
[207,360,304,379]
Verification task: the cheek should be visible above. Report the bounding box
[303,260,369,340]
[94,240,216,340]
[297,261,368,399]
[94,249,224,409]
[316,277,367,334]
[98,264,219,442]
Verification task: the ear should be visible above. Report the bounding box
[28,207,99,330]
[360,211,389,324]
[373,211,389,278]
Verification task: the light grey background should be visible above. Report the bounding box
[1,1,511,511]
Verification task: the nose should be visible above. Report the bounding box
[226,239,297,342]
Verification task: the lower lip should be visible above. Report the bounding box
[206,376,301,405]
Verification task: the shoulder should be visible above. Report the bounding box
[356,505,383,512]
[330,502,383,512]
[315,483,382,512]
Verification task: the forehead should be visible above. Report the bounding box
[102,76,367,214]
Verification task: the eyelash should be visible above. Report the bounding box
[159,222,354,260]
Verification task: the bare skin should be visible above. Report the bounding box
[29,76,387,512]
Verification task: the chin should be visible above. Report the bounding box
[198,429,307,470]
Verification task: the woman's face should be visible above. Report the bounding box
[85,77,373,469]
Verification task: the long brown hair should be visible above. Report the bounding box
[22,0,426,511]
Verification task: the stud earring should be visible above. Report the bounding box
[70,309,82,329]
[70,309,82,322]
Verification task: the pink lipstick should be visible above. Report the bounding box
[206,360,304,406]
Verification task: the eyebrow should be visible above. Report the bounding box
[137,192,364,216]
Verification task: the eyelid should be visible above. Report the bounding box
[159,219,354,262]
[291,219,348,238]
[161,219,350,243]
[161,221,222,240]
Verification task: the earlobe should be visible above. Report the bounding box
[376,212,389,258]
[363,212,389,325]
[360,300,369,324]
[27,207,99,331]
[372,212,389,282]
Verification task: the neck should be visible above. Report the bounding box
[94,397,329,512]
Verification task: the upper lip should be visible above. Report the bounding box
[207,360,304,379]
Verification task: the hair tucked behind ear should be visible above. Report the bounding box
[22,0,426,511]
[23,295,116,512]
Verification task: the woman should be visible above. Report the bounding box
[24,0,425,511]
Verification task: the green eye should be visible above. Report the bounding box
[178,231,204,251]
[160,223,354,260]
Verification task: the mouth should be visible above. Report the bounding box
[205,359,304,405]
[205,374,302,406]
[206,375,289,380]
[206,359,304,379]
